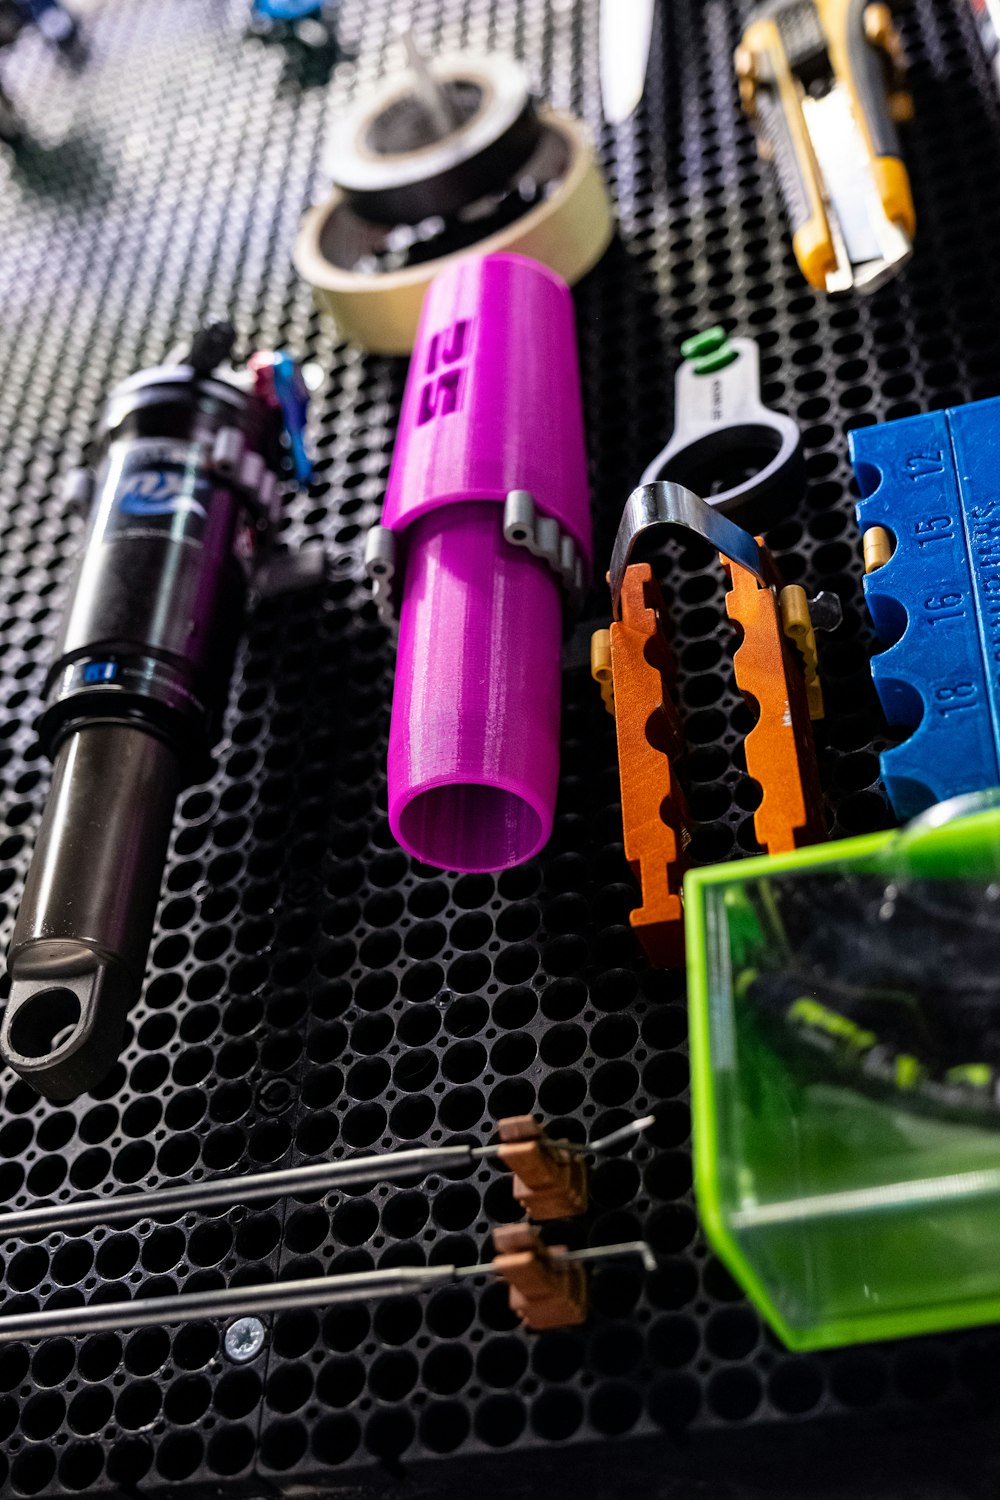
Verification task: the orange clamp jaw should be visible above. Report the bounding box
[723,552,826,853]
[608,564,690,967]
[492,1224,587,1330]
[497,1115,587,1220]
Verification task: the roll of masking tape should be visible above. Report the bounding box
[293,106,613,355]
[326,51,539,226]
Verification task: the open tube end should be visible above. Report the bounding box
[393,780,549,873]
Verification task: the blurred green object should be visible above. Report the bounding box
[685,790,1000,1349]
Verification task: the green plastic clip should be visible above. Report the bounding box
[679,326,738,376]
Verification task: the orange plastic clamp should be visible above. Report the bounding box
[497,1115,587,1220]
[492,1223,587,1330]
[723,552,825,853]
[608,564,690,967]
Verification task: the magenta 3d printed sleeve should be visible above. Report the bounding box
[367,251,592,873]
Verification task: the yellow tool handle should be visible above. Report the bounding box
[736,15,837,290]
[817,0,915,236]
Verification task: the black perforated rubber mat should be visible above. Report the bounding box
[0,0,999,1495]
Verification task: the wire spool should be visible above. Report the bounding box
[293,50,613,354]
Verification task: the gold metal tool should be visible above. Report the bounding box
[735,0,915,294]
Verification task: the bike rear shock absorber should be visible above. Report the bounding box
[0,323,310,1100]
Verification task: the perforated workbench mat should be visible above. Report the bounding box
[0,0,998,1494]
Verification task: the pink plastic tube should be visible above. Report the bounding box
[381,252,591,872]
[391,502,563,871]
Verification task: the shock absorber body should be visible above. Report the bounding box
[0,328,306,1100]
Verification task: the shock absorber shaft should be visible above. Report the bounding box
[0,325,307,1100]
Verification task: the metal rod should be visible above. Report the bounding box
[575,1116,655,1156]
[0,1267,460,1343]
[452,1241,654,1277]
[0,1116,655,1241]
[0,1242,653,1343]
[547,1240,658,1273]
[399,27,461,138]
[0,1145,477,1238]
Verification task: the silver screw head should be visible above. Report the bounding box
[224,1316,266,1363]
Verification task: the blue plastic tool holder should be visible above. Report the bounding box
[852,401,1000,819]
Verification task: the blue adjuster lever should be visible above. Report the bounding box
[253,0,325,19]
[250,0,342,43]
[851,401,1000,819]
[251,352,313,487]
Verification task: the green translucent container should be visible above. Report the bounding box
[685,793,1000,1350]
